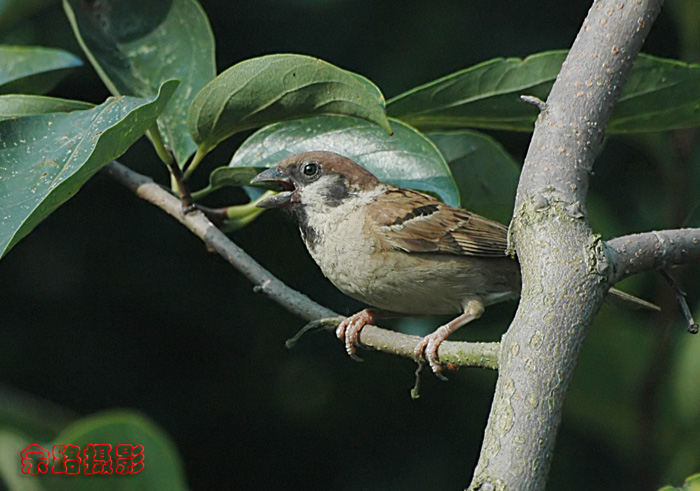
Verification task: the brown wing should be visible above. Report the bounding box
[366,187,508,257]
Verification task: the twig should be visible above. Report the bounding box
[104,160,334,321]
[521,95,547,111]
[165,158,194,210]
[660,269,699,334]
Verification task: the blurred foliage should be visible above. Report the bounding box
[659,472,700,491]
[1,0,700,490]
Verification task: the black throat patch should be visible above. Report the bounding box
[292,206,319,252]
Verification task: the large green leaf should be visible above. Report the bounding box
[37,410,187,491]
[188,54,392,157]
[608,54,700,133]
[427,130,519,224]
[0,45,82,95]
[388,52,700,134]
[387,51,566,132]
[0,94,93,119]
[230,115,458,206]
[63,0,216,165]
[0,79,178,259]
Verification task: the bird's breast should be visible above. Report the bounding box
[298,199,520,315]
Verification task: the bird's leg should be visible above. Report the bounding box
[336,309,379,361]
[414,299,485,380]
[337,309,404,362]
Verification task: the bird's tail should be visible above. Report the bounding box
[607,287,660,311]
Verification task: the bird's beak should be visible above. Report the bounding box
[250,167,295,208]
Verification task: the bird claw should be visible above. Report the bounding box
[336,310,376,362]
[414,327,451,381]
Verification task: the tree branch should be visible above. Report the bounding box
[103,161,499,370]
[290,317,499,369]
[470,1,665,490]
[608,229,700,283]
[104,160,334,321]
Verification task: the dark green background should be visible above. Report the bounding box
[2,1,699,489]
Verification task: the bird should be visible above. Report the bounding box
[250,150,657,378]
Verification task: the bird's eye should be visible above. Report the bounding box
[302,161,319,178]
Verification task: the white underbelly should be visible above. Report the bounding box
[301,194,519,315]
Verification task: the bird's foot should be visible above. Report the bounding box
[336,309,377,362]
[413,325,453,381]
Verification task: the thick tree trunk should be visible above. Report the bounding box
[469,1,665,489]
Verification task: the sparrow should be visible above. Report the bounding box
[251,151,657,378]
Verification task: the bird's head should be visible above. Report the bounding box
[250,151,380,210]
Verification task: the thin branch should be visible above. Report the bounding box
[520,95,547,111]
[660,269,699,334]
[103,161,499,369]
[165,156,194,210]
[289,317,500,369]
[607,229,700,283]
[104,160,333,321]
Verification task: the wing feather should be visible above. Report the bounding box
[367,187,508,257]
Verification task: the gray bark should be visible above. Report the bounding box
[469,1,665,489]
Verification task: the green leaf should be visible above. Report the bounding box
[0,384,78,441]
[63,0,216,165]
[190,166,263,201]
[0,45,82,95]
[388,50,700,134]
[387,51,567,132]
[0,79,178,259]
[206,166,263,192]
[0,429,44,491]
[658,473,700,491]
[230,115,458,206]
[608,54,700,133]
[427,130,519,224]
[188,54,392,156]
[0,94,93,119]
[37,410,187,491]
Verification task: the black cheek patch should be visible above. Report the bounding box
[321,176,350,207]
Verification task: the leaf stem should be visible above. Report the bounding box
[191,191,274,230]
[184,145,208,180]
[146,125,174,167]
[226,190,275,219]
[190,186,213,201]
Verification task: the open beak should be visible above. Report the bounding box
[250,167,295,208]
